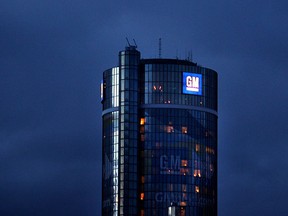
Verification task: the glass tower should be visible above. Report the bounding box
[102,46,218,216]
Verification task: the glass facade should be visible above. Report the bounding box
[102,67,119,215]
[102,47,218,216]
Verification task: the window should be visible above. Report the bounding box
[181,160,188,167]
[140,118,145,125]
[193,169,201,177]
[180,201,187,206]
[165,125,174,133]
[140,126,144,133]
[210,164,214,172]
[182,127,188,134]
[182,184,187,192]
[195,144,200,152]
[180,168,189,175]
[195,186,200,193]
[206,147,215,154]
[140,193,144,200]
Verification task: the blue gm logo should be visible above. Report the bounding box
[183,72,202,95]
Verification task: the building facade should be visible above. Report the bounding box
[102,46,218,216]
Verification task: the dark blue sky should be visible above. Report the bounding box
[1,0,288,215]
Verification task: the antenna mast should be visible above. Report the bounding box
[159,38,162,58]
[133,39,137,48]
[126,37,131,46]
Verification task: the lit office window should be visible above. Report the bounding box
[206,147,215,154]
[140,193,144,200]
[182,127,188,134]
[180,201,187,206]
[181,160,188,167]
[166,125,174,133]
[193,169,201,177]
[195,186,200,193]
[195,144,200,152]
[140,118,145,125]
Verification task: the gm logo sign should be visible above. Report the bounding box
[183,72,202,95]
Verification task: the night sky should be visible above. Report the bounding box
[1,0,288,215]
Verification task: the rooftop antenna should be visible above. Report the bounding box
[190,49,193,61]
[159,38,162,58]
[133,39,137,48]
[126,37,131,47]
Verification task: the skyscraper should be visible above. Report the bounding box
[102,45,218,215]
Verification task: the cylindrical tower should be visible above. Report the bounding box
[102,48,218,216]
[138,59,217,215]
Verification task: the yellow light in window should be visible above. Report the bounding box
[140,193,144,200]
[166,125,174,133]
[195,186,200,193]
[195,144,200,152]
[193,169,201,177]
[182,126,188,134]
[180,201,187,206]
[181,160,188,167]
[140,118,145,125]
[206,147,215,154]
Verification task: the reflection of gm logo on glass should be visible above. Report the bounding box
[183,72,202,95]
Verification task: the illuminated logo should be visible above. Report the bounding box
[183,72,202,95]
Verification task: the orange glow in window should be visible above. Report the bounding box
[140,118,145,125]
[180,201,187,206]
[140,193,144,200]
[193,169,201,177]
[195,186,200,193]
[181,160,188,167]
[166,125,174,133]
[182,127,188,134]
[206,147,215,154]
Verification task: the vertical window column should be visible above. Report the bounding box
[118,48,140,215]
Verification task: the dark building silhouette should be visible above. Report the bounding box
[101,45,218,215]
